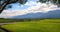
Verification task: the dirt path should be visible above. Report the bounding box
[0,22,17,25]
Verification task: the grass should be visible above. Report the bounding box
[0,18,15,23]
[0,29,4,32]
[0,19,60,32]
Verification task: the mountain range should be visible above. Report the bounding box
[12,10,60,19]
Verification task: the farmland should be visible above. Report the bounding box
[0,18,60,32]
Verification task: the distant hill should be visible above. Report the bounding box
[13,10,60,19]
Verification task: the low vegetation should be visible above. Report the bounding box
[0,18,60,32]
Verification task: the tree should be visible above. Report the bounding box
[0,0,60,13]
[39,0,60,7]
[0,0,27,13]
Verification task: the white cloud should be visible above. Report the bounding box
[25,1,37,6]
[0,1,60,18]
[24,2,58,13]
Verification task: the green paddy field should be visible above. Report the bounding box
[0,18,60,32]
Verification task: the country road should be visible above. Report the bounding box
[0,22,17,26]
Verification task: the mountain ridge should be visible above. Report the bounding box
[12,10,60,19]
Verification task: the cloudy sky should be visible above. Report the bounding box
[0,0,60,18]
